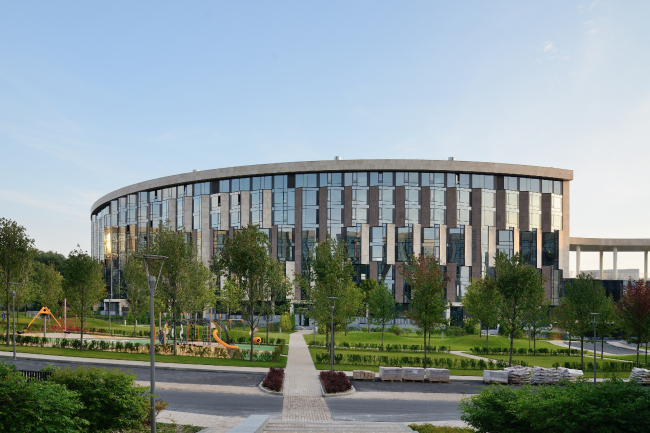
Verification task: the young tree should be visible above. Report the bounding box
[33,261,63,310]
[33,250,67,273]
[367,279,396,347]
[340,283,364,336]
[63,248,106,350]
[359,278,381,333]
[122,254,150,336]
[215,225,286,361]
[399,254,449,368]
[617,279,650,367]
[0,218,35,345]
[551,273,609,370]
[463,277,500,351]
[260,262,292,343]
[298,234,358,348]
[146,224,212,355]
[493,252,546,366]
[596,296,618,360]
[522,299,551,354]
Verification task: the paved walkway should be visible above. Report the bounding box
[281,331,332,422]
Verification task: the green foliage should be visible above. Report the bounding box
[280,312,294,332]
[367,279,396,346]
[32,261,64,309]
[122,253,153,336]
[48,365,149,432]
[460,378,650,433]
[463,276,499,350]
[0,361,87,433]
[616,279,650,366]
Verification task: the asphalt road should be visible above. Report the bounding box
[352,378,486,394]
[156,390,284,418]
[327,398,462,423]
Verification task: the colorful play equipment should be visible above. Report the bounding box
[21,307,65,334]
[211,321,239,349]
[249,326,262,345]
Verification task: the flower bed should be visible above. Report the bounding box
[262,367,284,392]
[320,371,352,394]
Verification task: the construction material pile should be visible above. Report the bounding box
[403,367,425,381]
[531,366,559,385]
[379,366,402,382]
[352,370,376,380]
[630,368,650,384]
[504,366,532,385]
[483,370,509,384]
[425,368,450,383]
[557,367,583,381]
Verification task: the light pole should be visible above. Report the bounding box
[8,282,19,361]
[591,313,599,385]
[136,254,167,433]
[326,297,338,372]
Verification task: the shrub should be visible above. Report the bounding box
[262,367,284,392]
[48,365,149,432]
[460,378,650,433]
[388,324,402,336]
[409,424,475,433]
[0,361,87,433]
[320,371,352,394]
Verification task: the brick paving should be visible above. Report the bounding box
[157,410,244,430]
[281,331,332,422]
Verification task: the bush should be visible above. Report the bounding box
[460,378,650,433]
[262,367,284,392]
[320,371,352,394]
[0,361,87,433]
[48,365,149,432]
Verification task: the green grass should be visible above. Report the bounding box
[305,332,558,352]
[0,344,287,368]
[409,424,474,433]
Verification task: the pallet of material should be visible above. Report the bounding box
[379,366,402,382]
[630,368,650,385]
[483,370,508,384]
[531,366,559,385]
[425,368,450,383]
[353,370,376,381]
[504,366,532,385]
[403,367,425,381]
[557,367,583,381]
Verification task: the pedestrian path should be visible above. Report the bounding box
[281,331,332,422]
[264,420,413,432]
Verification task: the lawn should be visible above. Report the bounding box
[305,332,558,352]
[0,344,287,368]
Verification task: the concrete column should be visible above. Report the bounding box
[576,245,581,275]
[599,250,604,280]
[644,250,648,280]
[613,247,618,280]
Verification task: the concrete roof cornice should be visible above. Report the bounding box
[91,159,573,215]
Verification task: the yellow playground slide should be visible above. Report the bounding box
[211,321,239,350]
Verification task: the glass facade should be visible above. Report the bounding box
[92,167,567,306]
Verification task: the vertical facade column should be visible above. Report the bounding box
[599,250,604,280]
[613,247,618,280]
[576,245,581,275]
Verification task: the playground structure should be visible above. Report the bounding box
[249,326,262,345]
[211,321,239,350]
[20,307,65,334]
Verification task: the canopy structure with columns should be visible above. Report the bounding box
[570,237,650,280]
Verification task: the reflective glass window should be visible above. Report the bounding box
[542,180,553,194]
[459,174,470,188]
[219,180,229,193]
[303,190,318,206]
[504,176,518,191]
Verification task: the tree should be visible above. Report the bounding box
[596,296,618,360]
[63,248,106,350]
[399,254,449,369]
[122,254,150,336]
[522,299,551,354]
[493,252,546,366]
[463,277,500,351]
[33,250,67,273]
[367,279,396,347]
[215,225,286,361]
[298,234,358,348]
[260,262,292,343]
[33,261,63,310]
[552,273,610,370]
[216,277,241,336]
[0,218,36,345]
[146,224,212,355]
[617,279,650,367]
[359,278,381,333]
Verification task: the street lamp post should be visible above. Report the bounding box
[591,313,600,385]
[326,297,338,372]
[136,254,167,433]
[8,282,19,361]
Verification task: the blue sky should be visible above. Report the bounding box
[1,1,649,272]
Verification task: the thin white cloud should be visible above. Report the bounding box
[543,41,556,54]
[0,189,87,220]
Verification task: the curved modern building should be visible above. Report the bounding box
[91,159,572,316]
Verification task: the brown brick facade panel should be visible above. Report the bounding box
[542,266,553,300]
[519,192,531,232]
[496,190,506,230]
[446,264,457,302]
[294,187,302,281]
[344,186,352,227]
[319,187,328,241]
[541,193,552,232]
[395,186,405,227]
[446,187,457,228]
[369,186,379,226]
[421,186,431,226]
[395,264,404,303]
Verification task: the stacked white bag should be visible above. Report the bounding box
[531,366,559,385]
[504,366,531,385]
[557,367,583,381]
[629,367,650,384]
[425,368,450,383]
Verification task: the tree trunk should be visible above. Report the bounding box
[580,337,584,371]
[80,308,84,352]
[5,274,10,346]
[568,336,571,356]
[509,331,514,366]
[325,326,329,349]
[250,308,255,362]
[637,341,640,367]
[381,323,384,348]
[486,326,489,351]
[533,330,536,354]
[266,315,269,344]
[172,310,177,355]
[428,330,431,347]
[423,329,427,368]
[601,336,605,360]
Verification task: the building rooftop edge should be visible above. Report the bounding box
[91,159,573,215]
